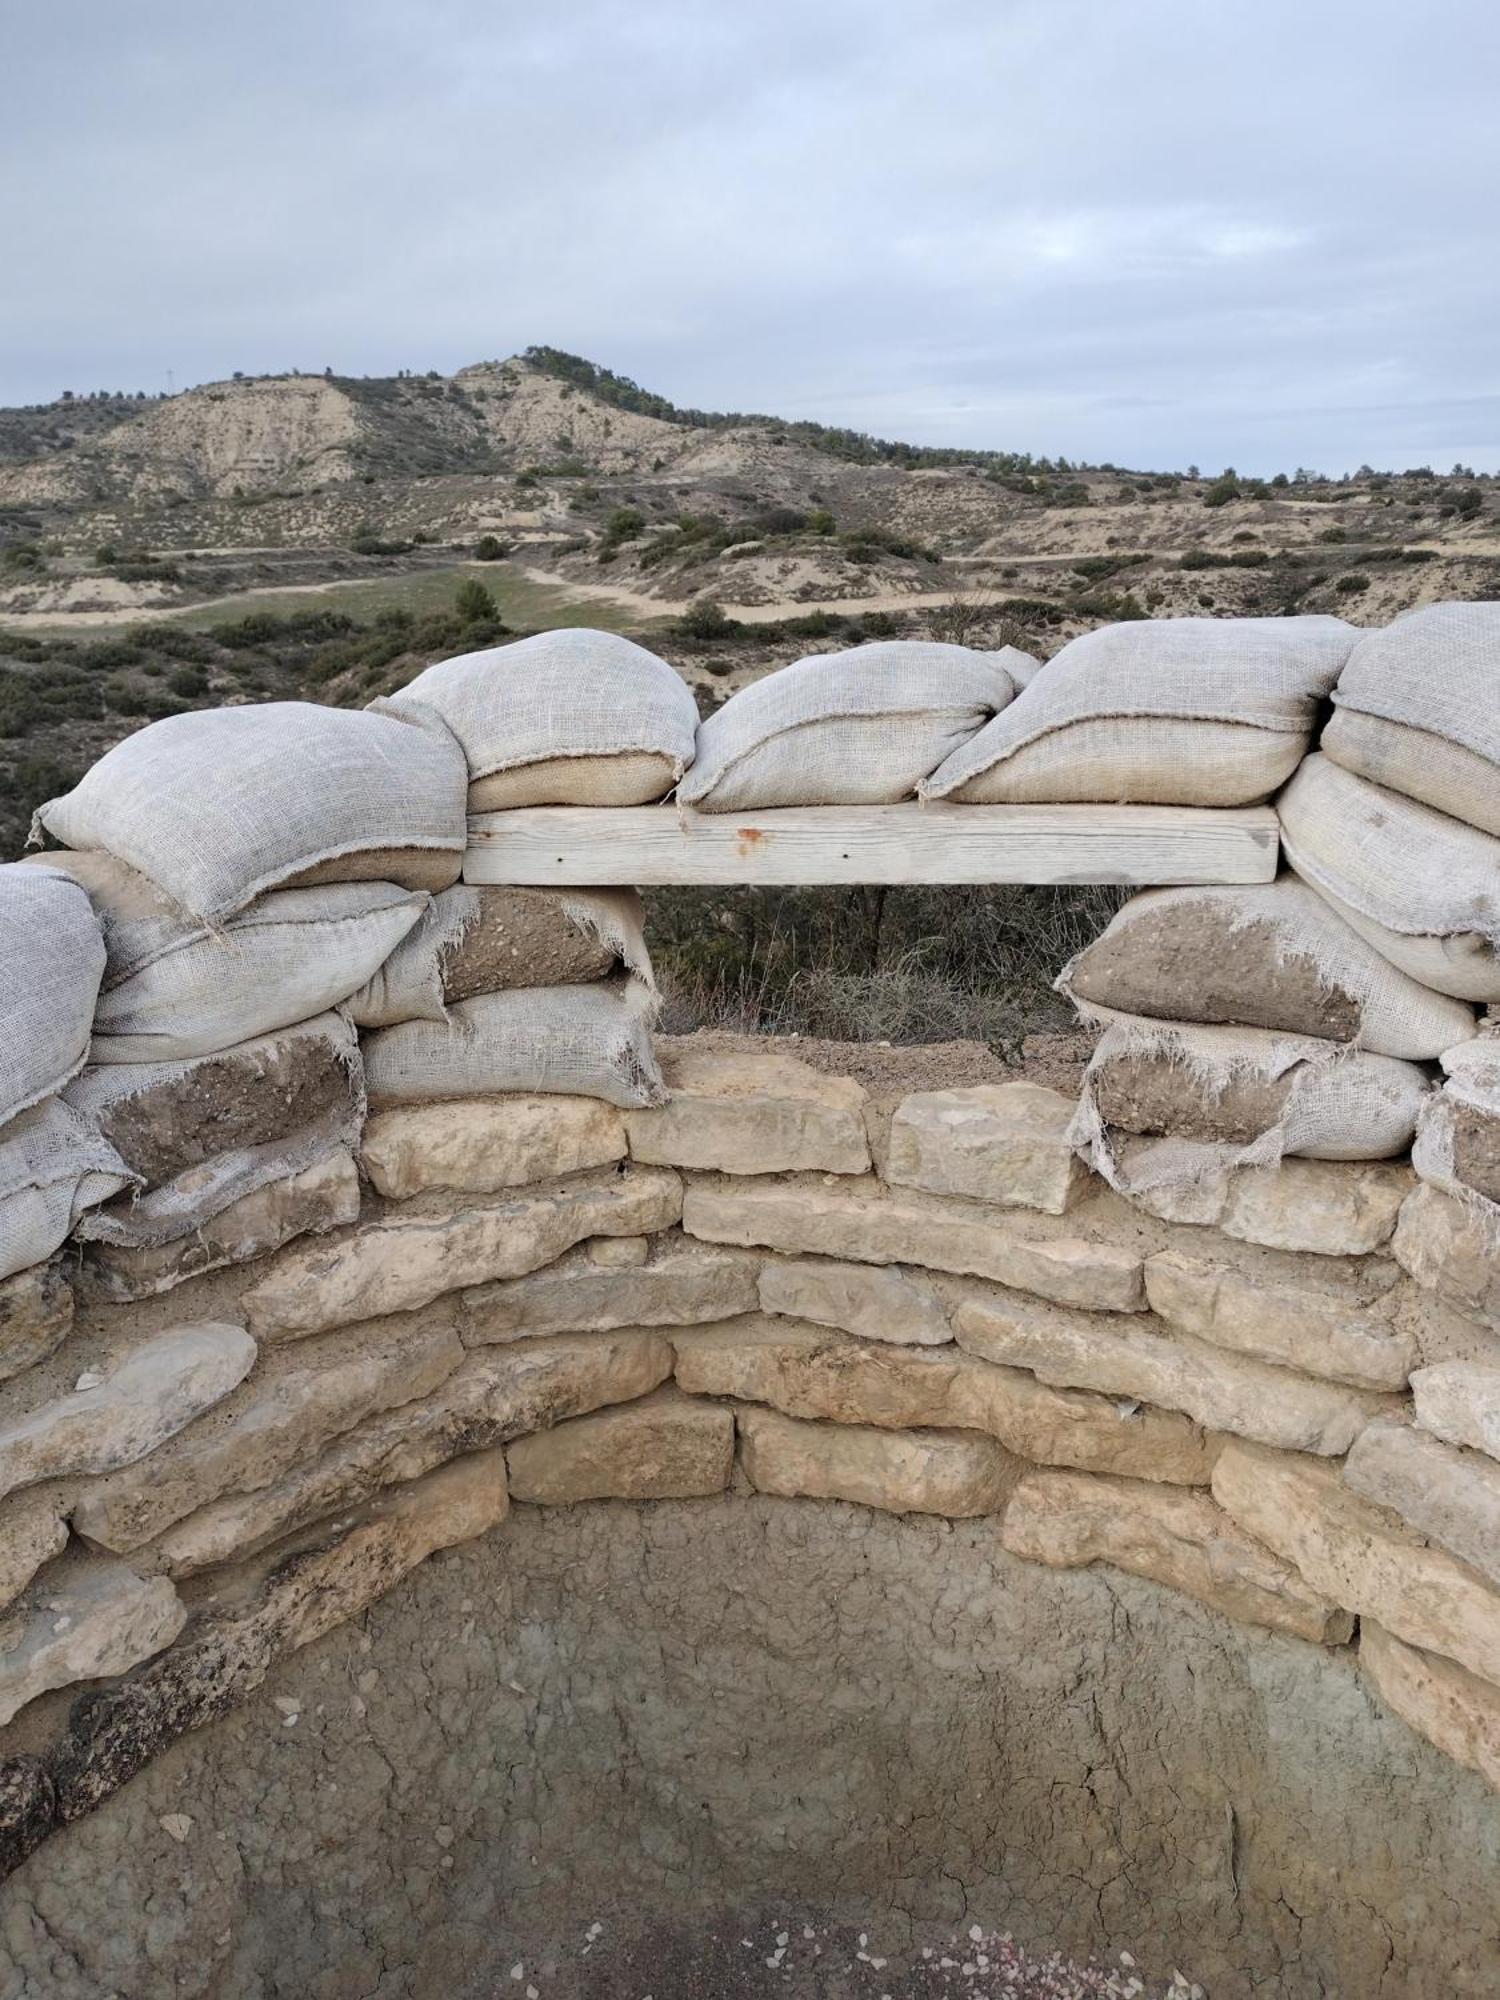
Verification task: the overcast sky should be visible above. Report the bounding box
[5,0,1498,474]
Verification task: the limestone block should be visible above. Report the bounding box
[0,1556,185,1727]
[586,1235,650,1267]
[757,1257,951,1346]
[0,1490,69,1611]
[1361,1622,1500,1794]
[737,1405,1015,1517]
[1393,1181,1500,1330]
[358,1095,626,1200]
[0,1263,72,1385]
[885,1083,1086,1215]
[507,1388,734,1504]
[1345,1418,1500,1588]
[682,1177,1146,1312]
[673,1319,1218,1484]
[1212,1438,1500,1688]
[1143,1248,1413,1391]
[461,1234,760,1344]
[1000,1468,1352,1644]
[953,1288,1395,1455]
[244,1166,683,1340]
[0,1325,256,1503]
[147,1331,673,1576]
[77,1153,360,1304]
[625,1047,869,1175]
[1410,1361,1500,1460]
[1125,1148,1412,1257]
[73,1317,463,1553]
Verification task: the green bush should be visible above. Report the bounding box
[676,599,740,641]
[454,578,499,626]
[473,534,510,561]
[1335,573,1371,595]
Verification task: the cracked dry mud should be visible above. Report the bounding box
[2,1496,1498,1999]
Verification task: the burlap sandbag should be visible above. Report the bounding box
[1070,1015,1429,1195]
[389,630,699,808]
[34,700,467,921]
[1279,755,1500,1001]
[67,1013,364,1247]
[1058,879,1473,1058]
[0,1098,133,1283]
[677,641,1026,810]
[1322,602,1500,834]
[360,977,665,1110]
[346,886,651,1029]
[920,615,1355,805]
[1413,1036,1500,1205]
[30,851,428,1062]
[0,863,106,1127]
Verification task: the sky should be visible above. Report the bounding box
[4,0,1499,475]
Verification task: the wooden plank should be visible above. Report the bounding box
[463,803,1280,888]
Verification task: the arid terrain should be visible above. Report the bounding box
[2,345,1494,1039]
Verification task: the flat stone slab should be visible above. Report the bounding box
[1411,1360,1500,1461]
[1345,1418,1500,1588]
[885,1083,1086,1215]
[1213,1438,1500,1689]
[1001,1466,1352,1644]
[1124,1149,1412,1257]
[757,1257,951,1347]
[737,1405,1017,1517]
[243,1167,683,1339]
[359,1095,626,1200]
[682,1176,1146,1312]
[952,1286,1395,1455]
[0,1555,185,1728]
[673,1318,1218,1484]
[506,1389,734,1504]
[1393,1183,1500,1331]
[0,1326,256,1503]
[0,1264,73,1386]
[625,1047,870,1176]
[460,1234,759,1345]
[0,1490,69,1613]
[1143,1248,1413,1391]
[1361,1621,1500,1795]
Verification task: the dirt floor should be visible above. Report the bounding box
[655,1028,1100,1098]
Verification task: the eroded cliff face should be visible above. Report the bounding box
[2,1494,1496,2000]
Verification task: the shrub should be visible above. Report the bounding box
[807,508,836,536]
[1317,527,1348,544]
[1202,476,1242,509]
[454,578,499,626]
[677,599,739,641]
[473,534,510,561]
[1335,573,1371,595]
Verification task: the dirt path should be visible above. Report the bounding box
[517,563,1000,624]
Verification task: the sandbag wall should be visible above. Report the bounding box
[3,607,1500,1881]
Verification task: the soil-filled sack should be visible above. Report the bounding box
[1070,1016,1429,1195]
[1058,879,1473,1059]
[677,641,1029,810]
[0,1098,133,1283]
[67,1013,364,1248]
[1279,754,1500,1001]
[0,863,106,1126]
[920,615,1356,805]
[33,700,467,922]
[1413,1035,1500,1206]
[1321,602,1500,835]
[30,851,428,1063]
[360,977,665,1110]
[347,886,651,1029]
[389,630,699,808]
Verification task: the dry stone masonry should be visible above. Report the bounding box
[3,605,1500,1984]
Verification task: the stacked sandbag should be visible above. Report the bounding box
[921,615,1356,804]
[388,630,699,808]
[677,640,1029,809]
[1413,1034,1500,1206]
[0,865,130,1281]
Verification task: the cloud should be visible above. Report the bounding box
[2,0,1496,472]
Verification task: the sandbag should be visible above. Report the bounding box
[346,886,651,1029]
[0,863,106,1127]
[920,615,1356,805]
[677,641,1026,810]
[1058,880,1473,1059]
[1070,1016,1429,1195]
[360,978,665,1110]
[1322,603,1500,834]
[389,630,699,808]
[1278,755,1500,1002]
[34,700,467,922]
[67,1013,364,1248]
[30,851,428,1062]
[1413,1036,1500,1206]
[0,1099,133,1283]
